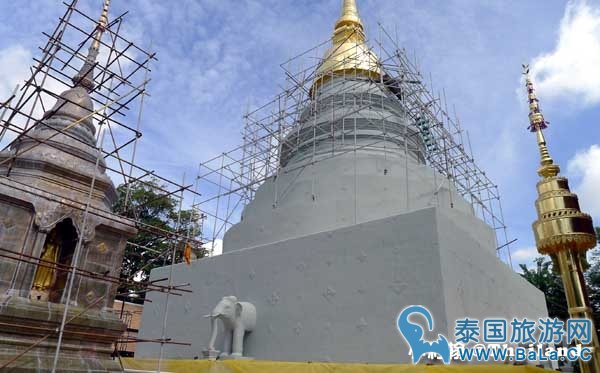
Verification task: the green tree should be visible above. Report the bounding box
[519,257,569,320]
[520,227,600,324]
[113,178,205,302]
[584,227,600,329]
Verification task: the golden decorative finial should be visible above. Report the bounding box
[91,0,110,51]
[72,0,111,91]
[522,64,559,179]
[336,0,362,30]
[524,62,596,253]
[312,0,380,93]
[524,63,600,373]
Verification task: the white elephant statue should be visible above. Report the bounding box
[205,296,256,359]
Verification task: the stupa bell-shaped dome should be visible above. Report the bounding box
[44,86,95,130]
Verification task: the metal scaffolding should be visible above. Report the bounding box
[0,1,515,371]
[0,1,201,371]
[193,23,514,267]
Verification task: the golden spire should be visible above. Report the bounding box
[523,64,559,179]
[336,0,362,30]
[312,0,380,92]
[524,63,600,372]
[523,63,596,254]
[72,0,111,91]
[91,0,110,51]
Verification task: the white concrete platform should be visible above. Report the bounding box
[137,206,546,363]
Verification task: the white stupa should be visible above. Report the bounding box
[137,0,546,363]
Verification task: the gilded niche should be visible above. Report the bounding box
[29,219,78,302]
[30,230,61,301]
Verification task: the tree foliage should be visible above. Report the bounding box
[113,178,205,302]
[584,227,600,328]
[519,257,568,320]
[520,227,600,326]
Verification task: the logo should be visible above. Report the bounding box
[396,305,594,364]
[397,305,451,364]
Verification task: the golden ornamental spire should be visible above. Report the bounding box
[312,0,380,92]
[91,0,110,51]
[524,63,600,373]
[523,63,596,254]
[336,0,362,30]
[72,0,111,91]
[523,64,559,179]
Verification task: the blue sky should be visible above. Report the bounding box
[1,0,599,268]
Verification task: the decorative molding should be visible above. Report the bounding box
[97,242,108,254]
[34,206,97,242]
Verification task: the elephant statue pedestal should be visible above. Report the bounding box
[218,354,254,361]
[201,348,220,361]
[204,296,257,360]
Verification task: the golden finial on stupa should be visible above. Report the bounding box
[91,0,110,51]
[72,0,111,91]
[524,64,600,373]
[336,0,362,30]
[312,0,380,92]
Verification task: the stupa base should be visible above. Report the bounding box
[0,295,124,372]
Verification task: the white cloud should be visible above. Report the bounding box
[202,239,223,257]
[0,44,74,149]
[568,144,600,218]
[511,246,540,264]
[0,45,30,98]
[0,45,33,147]
[511,246,544,273]
[531,0,600,105]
